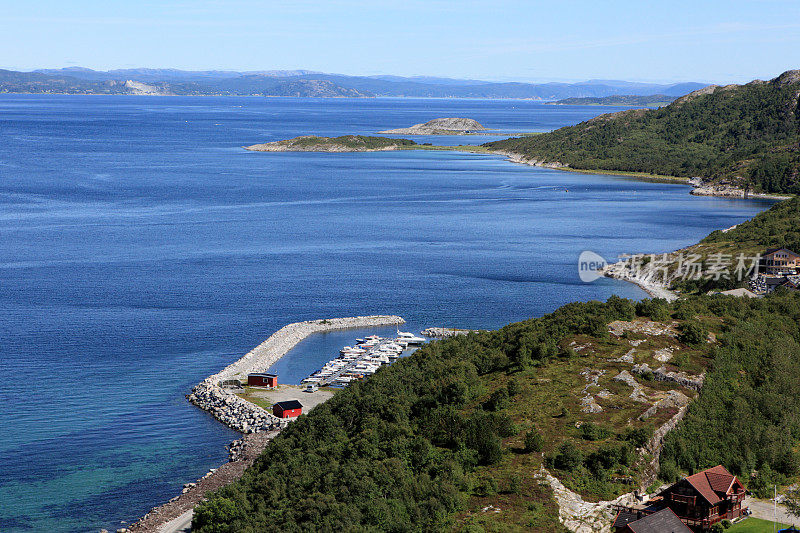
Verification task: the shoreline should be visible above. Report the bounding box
[128,315,405,533]
[600,264,679,302]
[434,146,795,199]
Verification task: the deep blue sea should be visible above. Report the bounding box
[0,95,775,532]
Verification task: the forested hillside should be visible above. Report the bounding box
[547,94,676,106]
[486,70,800,194]
[193,290,800,532]
[658,292,800,498]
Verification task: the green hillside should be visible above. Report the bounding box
[486,70,800,194]
[608,196,800,295]
[192,289,800,532]
[547,94,676,106]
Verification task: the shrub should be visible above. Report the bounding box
[484,388,509,411]
[580,422,610,441]
[553,442,583,472]
[619,426,650,448]
[678,320,708,346]
[524,430,544,453]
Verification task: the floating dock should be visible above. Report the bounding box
[303,331,425,387]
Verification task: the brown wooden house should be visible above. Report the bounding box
[660,465,746,530]
[761,248,800,275]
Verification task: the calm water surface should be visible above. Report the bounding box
[0,96,774,532]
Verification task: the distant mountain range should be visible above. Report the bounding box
[0,67,706,99]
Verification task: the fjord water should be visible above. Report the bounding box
[0,95,773,532]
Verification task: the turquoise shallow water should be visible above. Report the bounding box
[0,95,775,532]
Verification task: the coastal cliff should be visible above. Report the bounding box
[245,135,415,152]
[379,117,486,135]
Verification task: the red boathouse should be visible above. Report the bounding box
[247,372,277,388]
[273,400,303,418]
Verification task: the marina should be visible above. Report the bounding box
[302,331,426,387]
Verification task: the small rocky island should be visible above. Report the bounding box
[378,117,486,135]
[245,135,417,152]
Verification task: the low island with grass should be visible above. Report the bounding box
[245,135,417,152]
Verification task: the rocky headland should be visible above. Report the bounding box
[378,117,486,135]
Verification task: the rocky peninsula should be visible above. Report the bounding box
[245,135,415,152]
[378,117,486,135]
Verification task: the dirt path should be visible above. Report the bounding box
[746,497,797,525]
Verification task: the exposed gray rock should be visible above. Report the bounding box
[614,349,636,363]
[613,370,649,403]
[631,363,704,391]
[639,390,690,421]
[379,117,486,135]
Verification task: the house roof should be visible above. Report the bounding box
[249,372,277,377]
[764,248,800,258]
[274,400,303,410]
[612,510,640,529]
[683,465,739,505]
[626,508,692,533]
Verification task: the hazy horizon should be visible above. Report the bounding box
[15,65,718,86]
[3,1,799,85]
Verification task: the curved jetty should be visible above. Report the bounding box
[379,117,486,135]
[212,315,405,384]
[188,315,405,433]
[133,315,405,532]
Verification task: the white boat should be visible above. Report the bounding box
[396,331,426,345]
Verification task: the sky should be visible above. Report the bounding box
[2,0,800,83]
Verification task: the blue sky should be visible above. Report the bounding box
[2,0,799,83]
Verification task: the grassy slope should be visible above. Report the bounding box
[192,292,800,532]
[192,297,721,532]
[484,72,800,194]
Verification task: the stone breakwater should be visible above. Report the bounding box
[189,315,405,433]
[187,381,283,433]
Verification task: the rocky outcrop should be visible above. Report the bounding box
[379,117,486,135]
[631,363,705,392]
[536,467,640,533]
[689,182,791,200]
[639,390,690,421]
[601,262,678,302]
[613,370,650,403]
[421,327,480,337]
[123,80,171,96]
[638,398,693,489]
